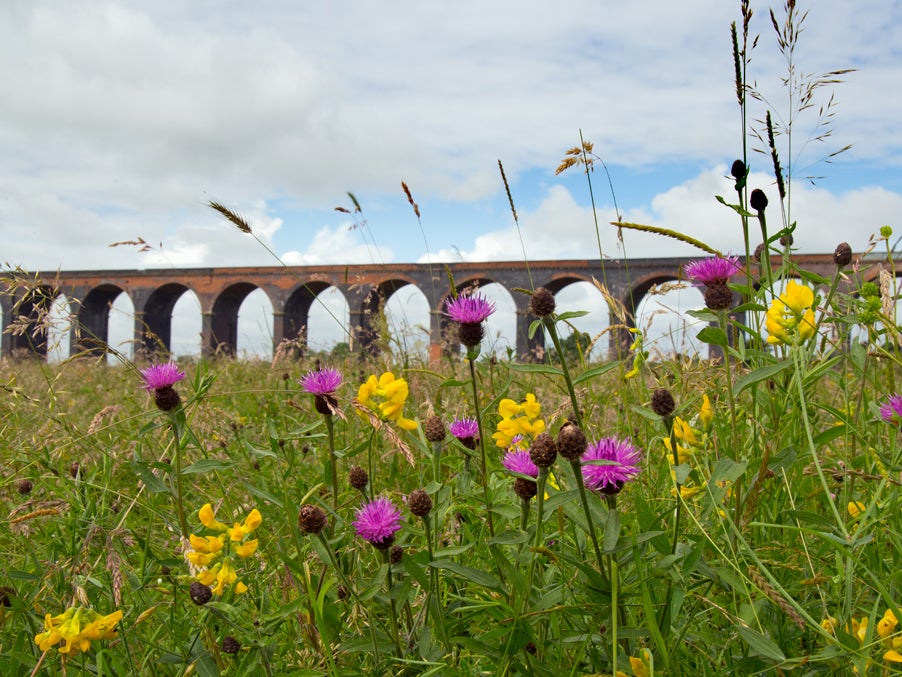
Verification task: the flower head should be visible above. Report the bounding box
[492,394,546,448]
[880,394,902,424]
[353,497,403,549]
[188,503,261,595]
[141,363,186,392]
[357,372,418,430]
[450,417,479,440]
[581,437,642,495]
[445,293,495,324]
[502,449,539,478]
[684,255,741,286]
[300,367,342,396]
[34,606,123,656]
[765,280,817,345]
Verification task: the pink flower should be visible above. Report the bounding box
[581,437,642,495]
[445,293,495,324]
[140,363,186,392]
[684,256,740,286]
[300,367,343,416]
[502,450,539,479]
[353,497,403,549]
[449,418,479,441]
[880,394,902,424]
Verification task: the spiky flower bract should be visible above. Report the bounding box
[141,363,186,392]
[445,293,495,324]
[880,394,902,424]
[353,497,403,549]
[684,255,740,286]
[581,437,642,495]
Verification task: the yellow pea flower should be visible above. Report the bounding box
[879,609,898,639]
[234,539,259,558]
[34,607,122,656]
[700,394,714,430]
[847,501,866,519]
[765,280,817,345]
[492,394,545,448]
[357,372,418,430]
[199,503,228,531]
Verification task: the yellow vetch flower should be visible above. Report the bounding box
[879,609,898,639]
[699,394,714,430]
[847,501,866,519]
[233,539,259,558]
[629,648,652,677]
[492,394,546,448]
[821,616,838,634]
[765,280,817,345]
[189,503,261,594]
[34,606,123,656]
[199,503,228,531]
[357,372,418,430]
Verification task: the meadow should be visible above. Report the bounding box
[3,2,902,675]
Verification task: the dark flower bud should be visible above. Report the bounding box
[153,386,181,412]
[408,489,433,517]
[730,160,746,180]
[0,586,16,607]
[750,189,768,211]
[314,394,338,416]
[423,416,446,443]
[556,421,587,461]
[337,584,349,600]
[297,504,328,535]
[17,479,33,495]
[530,287,556,317]
[458,322,485,348]
[600,480,625,496]
[704,283,734,311]
[70,462,81,479]
[529,432,558,469]
[221,636,241,654]
[349,466,369,491]
[754,243,767,261]
[833,242,852,267]
[189,581,213,605]
[513,477,538,501]
[651,388,676,417]
[389,545,404,564]
[779,232,794,247]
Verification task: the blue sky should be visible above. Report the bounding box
[3,1,901,358]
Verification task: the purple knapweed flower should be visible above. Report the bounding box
[445,293,495,324]
[502,449,539,479]
[581,437,642,495]
[684,255,741,286]
[353,497,403,549]
[141,363,186,392]
[300,367,342,396]
[880,394,902,424]
[450,418,479,441]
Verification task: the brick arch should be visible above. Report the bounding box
[6,284,58,357]
[77,283,130,356]
[282,280,344,352]
[139,282,193,356]
[208,282,270,356]
[356,278,420,355]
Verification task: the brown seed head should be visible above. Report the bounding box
[423,416,446,443]
[530,287,556,317]
[651,388,676,417]
[704,283,734,311]
[750,189,768,212]
[833,242,852,267]
[349,465,369,491]
[189,581,213,605]
[153,386,181,412]
[556,421,587,461]
[408,489,433,517]
[390,545,404,564]
[513,477,538,501]
[458,322,485,347]
[730,159,746,180]
[221,636,241,654]
[17,479,33,495]
[297,504,328,535]
[529,432,558,469]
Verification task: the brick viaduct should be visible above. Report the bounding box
[0,254,881,361]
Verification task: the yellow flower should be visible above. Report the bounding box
[879,609,898,639]
[199,503,228,531]
[629,648,652,677]
[233,539,259,558]
[847,501,866,519]
[189,503,260,594]
[357,372,418,430]
[700,394,714,430]
[821,616,838,634]
[886,649,902,663]
[765,280,817,345]
[672,416,698,445]
[229,508,262,541]
[491,394,546,448]
[852,617,869,645]
[34,607,122,656]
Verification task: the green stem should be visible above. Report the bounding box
[467,358,495,537]
[324,414,338,513]
[568,460,607,582]
[543,318,582,426]
[383,549,403,657]
[521,469,549,615]
[167,411,189,539]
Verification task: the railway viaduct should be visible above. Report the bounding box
[0,254,881,361]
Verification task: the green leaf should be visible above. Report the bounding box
[428,560,504,593]
[555,310,589,321]
[603,509,621,553]
[573,361,620,385]
[181,459,236,475]
[132,462,169,494]
[735,361,792,395]
[241,480,283,507]
[737,625,786,661]
[507,363,564,377]
[696,326,728,347]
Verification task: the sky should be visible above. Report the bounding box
[3,1,902,359]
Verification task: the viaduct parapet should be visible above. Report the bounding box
[0,254,882,361]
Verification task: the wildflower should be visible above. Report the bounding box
[503,449,539,501]
[699,394,714,430]
[529,432,558,469]
[297,504,328,534]
[834,242,853,267]
[140,362,186,411]
[422,415,447,442]
[847,501,866,519]
[34,606,123,656]
[450,417,480,449]
[651,388,676,417]
[407,489,433,517]
[629,649,652,677]
[529,287,556,317]
[556,421,588,461]
[357,372,418,431]
[189,581,213,605]
[221,636,241,654]
[684,256,741,287]
[582,437,642,495]
[878,609,898,639]
[353,497,403,549]
[299,367,342,416]
[624,328,647,379]
[348,466,369,492]
[765,280,817,345]
[492,394,546,448]
[446,291,495,348]
[880,394,902,424]
[188,503,261,595]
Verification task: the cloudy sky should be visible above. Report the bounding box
[3,1,901,357]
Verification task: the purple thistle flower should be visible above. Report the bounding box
[449,418,480,441]
[140,363,186,392]
[880,394,902,424]
[299,367,342,396]
[502,450,539,479]
[353,497,403,549]
[684,255,741,286]
[581,437,642,495]
[445,293,495,324]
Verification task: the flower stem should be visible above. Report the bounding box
[542,318,582,426]
[324,414,338,512]
[167,411,189,539]
[383,549,403,657]
[569,459,607,582]
[467,358,495,537]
